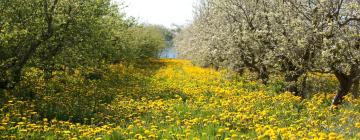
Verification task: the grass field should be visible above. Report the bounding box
[1,59,360,139]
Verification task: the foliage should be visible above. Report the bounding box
[0,0,166,90]
[175,0,360,104]
[130,25,167,60]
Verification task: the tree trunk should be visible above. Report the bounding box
[352,78,359,99]
[0,71,6,89]
[299,74,308,99]
[233,66,245,76]
[0,81,7,90]
[259,66,269,85]
[284,71,303,97]
[332,72,352,105]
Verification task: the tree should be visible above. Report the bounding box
[0,0,168,91]
[175,0,360,105]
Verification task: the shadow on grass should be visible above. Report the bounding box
[1,59,174,124]
[116,62,191,106]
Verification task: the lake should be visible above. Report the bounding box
[160,47,177,58]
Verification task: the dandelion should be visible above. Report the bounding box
[355,122,360,128]
[0,126,6,131]
[231,134,238,139]
[217,128,224,133]
[127,125,134,130]
[0,59,359,139]
[148,134,156,138]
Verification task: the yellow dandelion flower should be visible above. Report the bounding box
[217,128,224,133]
[127,125,134,130]
[328,132,337,140]
[355,122,360,128]
[0,126,6,131]
[231,134,238,139]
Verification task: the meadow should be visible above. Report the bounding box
[0,59,359,140]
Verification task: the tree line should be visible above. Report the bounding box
[0,0,170,92]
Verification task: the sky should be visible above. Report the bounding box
[114,0,195,28]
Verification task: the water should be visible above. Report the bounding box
[160,47,177,58]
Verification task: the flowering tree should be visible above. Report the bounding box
[175,0,360,105]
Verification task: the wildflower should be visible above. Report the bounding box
[149,134,156,138]
[2,117,9,123]
[135,134,142,138]
[330,105,338,110]
[144,130,150,134]
[218,128,224,133]
[231,134,238,139]
[127,125,134,130]
[0,126,6,131]
[355,122,360,128]
[328,132,337,140]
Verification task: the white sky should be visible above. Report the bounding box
[114,0,195,28]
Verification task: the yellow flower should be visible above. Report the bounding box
[217,128,224,133]
[328,132,337,140]
[2,117,9,123]
[355,122,360,128]
[0,126,6,131]
[149,134,156,138]
[127,125,134,130]
[144,130,150,134]
[231,134,238,139]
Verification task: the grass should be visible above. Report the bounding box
[0,59,359,139]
